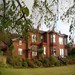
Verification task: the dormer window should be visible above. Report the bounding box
[32,34,36,42]
[19,40,22,45]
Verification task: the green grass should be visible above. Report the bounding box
[0,65,75,75]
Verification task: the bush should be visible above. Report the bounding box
[34,60,43,67]
[0,62,8,68]
[37,48,43,55]
[22,61,28,68]
[37,48,43,59]
[49,55,60,66]
[66,56,75,64]
[70,48,75,56]
[7,55,22,67]
[43,58,50,67]
[27,59,38,68]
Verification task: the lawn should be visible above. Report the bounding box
[0,65,75,75]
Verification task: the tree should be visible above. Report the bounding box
[61,1,75,43]
[70,48,75,56]
[0,31,12,49]
[31,0,60,31]
[0,0,33,57]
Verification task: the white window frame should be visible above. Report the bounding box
[32,34,36,42]
[19,40,22,45]
[59,37,63,45]
[53,48,56,56]
[44,47,46,55]
[18,48,23,55]
[53,34,56,43]
[60,48,64,58]
[32,51,37,57]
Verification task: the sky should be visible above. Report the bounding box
[24,0,75,43]
[24,0,73,35]
[0,0,74,42]
[0,0,73,35]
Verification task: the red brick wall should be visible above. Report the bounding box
[12,31,68,59]
[13,40,26,60]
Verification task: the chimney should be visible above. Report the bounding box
[59,31,61,34]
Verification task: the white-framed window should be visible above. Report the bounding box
[53,48,56,56]
[19,40,22,45]
[59,37,63,45]
[18,48,23,55]
[60,49,64,58]
[53,34,56,43]
[32,34,36,42]
[32,51,37,57]
[44,47,46,55]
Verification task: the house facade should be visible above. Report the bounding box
[12,31,68,60]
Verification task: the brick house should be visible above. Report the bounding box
[12,30,68,60]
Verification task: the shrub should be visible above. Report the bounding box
[49,55,60,66]
[37,48,43,55]
[37,48,43,59]
[0,62,8,68]
[22,61,28,68]
[7,55,22,67]
[27,59,38,68]
[66,56,75,64]
[70,48,75,56]
[34,60,43,67]
[43,58,50,67]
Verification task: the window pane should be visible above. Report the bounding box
[32,34,36,42]
[59,37,63,45]
[18,48,22,55]
[32,51,37,56]
[44,47,46,55]
[19,40,22,45]
[53,34,56,43]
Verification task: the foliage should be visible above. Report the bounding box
[43,58,50,67]
[37,48,43,55]
[62,3,75,43]
[0,62,8,68]
[34,59,43,67]
[0,0,33,50]
[49,55,60,66]
[9,44,14,51]
[66,56,75,64]
[7,55,22,67]
[22,61,28,68]
[31,0,59,30]
[0,31,12,48]
[70,48,75,56]
[27,59,38,68]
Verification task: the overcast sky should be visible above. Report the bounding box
[0,0,74,35]
[24,0,73,35]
